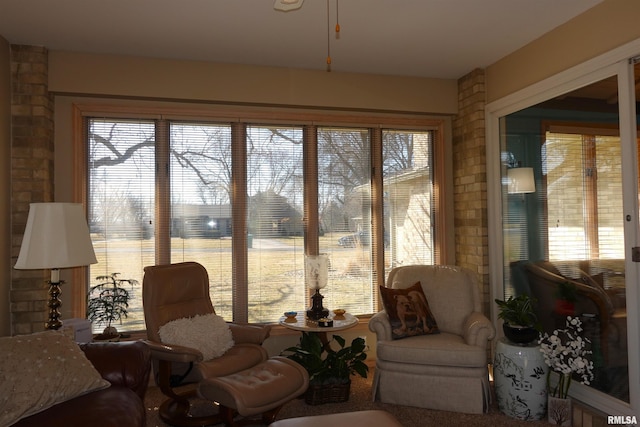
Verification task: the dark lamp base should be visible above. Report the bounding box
[306,289,329,321]
[46,281,63,330]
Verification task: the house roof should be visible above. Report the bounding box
[172,204,231,218]
[0,0,603,80]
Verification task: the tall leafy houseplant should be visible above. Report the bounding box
[87,273,138,338]
[282,332,368,404]
[495,294,540,344]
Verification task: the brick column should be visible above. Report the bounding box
[452,68,489,313]
[11,45,55,334]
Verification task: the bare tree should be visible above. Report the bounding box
[88,121,426,237]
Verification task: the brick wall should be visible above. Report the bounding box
[453,68,490,313]
[10,45,54,335]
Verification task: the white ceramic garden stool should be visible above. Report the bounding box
[493,337,548,421]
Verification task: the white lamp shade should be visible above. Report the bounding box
[14,203,97,270]
[507,167,535,194]
[305,254,328,290]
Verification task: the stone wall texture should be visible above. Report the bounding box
[10,45,54,334]
[452,68,489,314]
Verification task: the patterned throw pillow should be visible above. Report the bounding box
[380,281,439,340]
[158,313,235,360]
[0,330,110,426]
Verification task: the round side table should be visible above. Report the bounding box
[279,312,358,345]
[493,337,548,421]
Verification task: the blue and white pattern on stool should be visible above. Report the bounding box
[494,338,548,421]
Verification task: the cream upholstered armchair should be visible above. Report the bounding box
[369,265,495,414]
[143,262,271,426]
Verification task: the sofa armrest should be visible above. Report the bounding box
[79,341,151,401]
[143,339,204,363]
[229,323,271,345]
[368,311,393,342]
[462,311,496,347]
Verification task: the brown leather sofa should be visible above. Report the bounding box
[12,340,151,427]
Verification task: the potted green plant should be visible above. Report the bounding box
[282,332,368,405]
[495,294,540,344]
[87,272,138,341]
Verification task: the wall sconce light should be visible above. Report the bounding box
[507,167,536,194]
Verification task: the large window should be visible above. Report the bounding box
[246,125,305,322]
[84,109,445,330]
[88,119,156,331]
[544,130,624,261]
[317,127,372,313]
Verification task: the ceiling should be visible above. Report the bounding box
[0,0,604,80]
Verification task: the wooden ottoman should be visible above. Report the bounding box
[269,410,403,427]
[197,356,309,426]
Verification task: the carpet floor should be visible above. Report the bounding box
[145,371,551,427]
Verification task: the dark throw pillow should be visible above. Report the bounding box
[380,281,439,340]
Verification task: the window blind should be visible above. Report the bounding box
[169,122,234,319]
[84,112,445,329]
[87,118,156,332]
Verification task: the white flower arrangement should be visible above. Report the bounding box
[538,316,594,399]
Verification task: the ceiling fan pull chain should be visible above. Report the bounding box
[335,0,340,36]
[326,0,332,71]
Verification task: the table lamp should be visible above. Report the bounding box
[305,254,329,321]
[14,202,98,330]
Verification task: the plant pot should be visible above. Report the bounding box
[93,333,121,342]
[304,380,351,405]
[103,326,118,336]
[503,323,539,344]
[548,395,572,426]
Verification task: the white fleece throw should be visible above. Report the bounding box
[158,313,235,360]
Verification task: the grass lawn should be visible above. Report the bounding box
[89,233,375,332]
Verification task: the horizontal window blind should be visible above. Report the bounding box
[87,118,156,332]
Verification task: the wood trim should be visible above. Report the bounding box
[304,125,319,256]
[155,120,171,265]
[70,105,88,317]
[231,122,248,323]
[433,119,448,264]
[71,101,445,129]
[582,134,600,259]
[543,120,621,136]
[370,128,384,293]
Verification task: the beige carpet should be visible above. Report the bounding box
[145,371,550,427]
